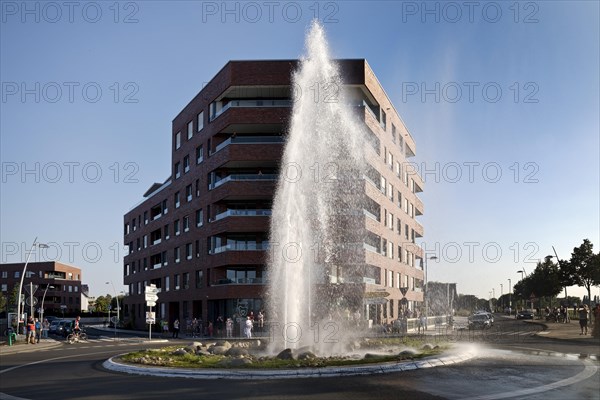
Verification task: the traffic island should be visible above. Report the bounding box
[103,338,476,379]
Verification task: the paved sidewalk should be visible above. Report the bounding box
[0,337,62,355]
[526,319,600,345]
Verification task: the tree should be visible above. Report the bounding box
[94,295,111,313]
[565,239,600,306]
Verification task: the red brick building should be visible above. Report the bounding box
[123,60,425,329]
[1,261,84,316]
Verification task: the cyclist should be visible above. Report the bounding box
[73,316,82,336]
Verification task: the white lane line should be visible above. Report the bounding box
[460,362,598,400]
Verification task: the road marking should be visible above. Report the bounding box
[460,362,598,400]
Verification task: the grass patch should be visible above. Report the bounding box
[117,341,448,370]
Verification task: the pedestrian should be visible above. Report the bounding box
[172,319,180,338]
[244,316,253,339]
[161,319,169,338]
[257,311,264,329]
[26,317,36,344]
[42,318,49,338]
[591,304,600,338]
[34,318,42,343]
[216,315,224,337]
[578,305,589,335]
[226,317,233,338]
[208,321,214,337]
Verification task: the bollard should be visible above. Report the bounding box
[8,332,17,346]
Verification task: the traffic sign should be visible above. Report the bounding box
[111,316,119,324]
[25,297,38,306]
[146,301,156,307]
[146,311,155,324]
[145,294,158,302]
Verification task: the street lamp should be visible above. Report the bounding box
[508,278,512,314]
[547,246,569,302]
[423,256,438,320]
[106,281,120,339]
[40,285,55,323]
[16,238,48,335]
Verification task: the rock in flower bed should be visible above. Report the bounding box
[118,338,447,369]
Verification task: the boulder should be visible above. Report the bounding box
[421,344,434,351]
[172,348,187,356]
[297,351,316,360]
[208,345,229,355]
[215,340,232,349]
[276,348,295,360]
[229,358,252,367]
[226,347,249,357]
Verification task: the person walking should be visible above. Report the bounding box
[42,318,49,338]
[578,305,589,335]
[34,318,42,343]
[26,317,36,344]
[244,316,253,339]
[226,317,233,338]
[591,304,600,338]
[172,319,180,338]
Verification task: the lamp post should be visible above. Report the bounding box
[500,283,503,310]
[508,278,512,314]
[16,238,48,336]
[40,285,55,324]
[424,256,438,320]
[106,281,120,339]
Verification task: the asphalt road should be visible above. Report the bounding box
[1,317,598,400]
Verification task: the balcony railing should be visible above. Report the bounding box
[214,209,272,221]
[213,136,285,154]
[210,99,292,121]
[209,174,277,190]
[212,277,267,285]
[209,242,270,254]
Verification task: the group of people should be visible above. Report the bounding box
[24,317,51,344]
[162,310,265,339]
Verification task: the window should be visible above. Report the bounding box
[174,192,180,208]
[186,184,192,202]
[132,217,136,231]
[124,223,130,235]
[144,211,148,225]
[387,270,393,287]
[174,220,180,236]
[387,183,393,201]
[162,251,168,266]
[197,111,204,131]
[387,212,394,230]
[195,179,200,197]
[175,132,181,149]
[183,216,190,232]
[196,145,204,164]
[143,235,148,248]
[186,243,192,260]
[174,247,180,263]
[392,124,397,143]
[388,241,394,260]
[187,121,193,140]
[174,162,181,179]
[1,284,7,292]
[174,274,180,290]
[196,209,203,227]
[165,276,170,292]
[183,155,190,173]
[195,240,200,257]
[1,271,7,278]
[195,270,204,288]
[164,224,170,240]
[183,272,190,289]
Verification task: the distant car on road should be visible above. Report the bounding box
[516,310,534,320]
[468,314,491,329]
[474,311,494,325]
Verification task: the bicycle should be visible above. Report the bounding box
[66,330,88,344]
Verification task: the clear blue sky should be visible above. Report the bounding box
[1,1,598,300]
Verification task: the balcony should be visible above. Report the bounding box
[209,241,270,254]
[209,174,277,190]
[212,277,267,285]
[210,99,292,121]
[213,136,284,155]
[214,209,272,221]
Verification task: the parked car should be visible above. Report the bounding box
[516,310,534,320]
[49,319,61,333]
[468,314,491,329]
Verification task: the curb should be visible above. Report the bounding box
[526,320,600,345]
[102,351,477,380]
[0,340,62,355]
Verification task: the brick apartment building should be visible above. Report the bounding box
[123,60,425,329]
[1,261,84,316]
